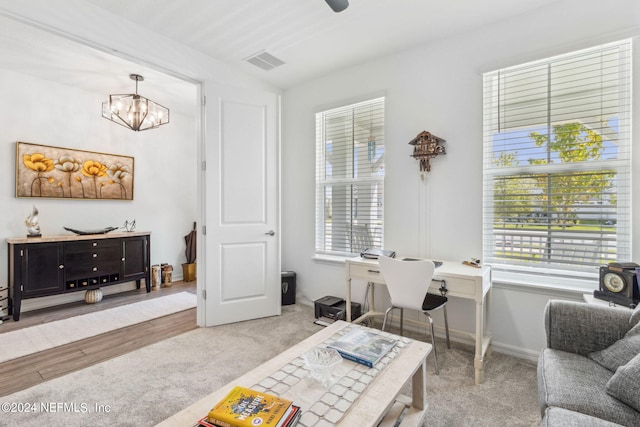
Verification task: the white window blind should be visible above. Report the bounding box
[315,97,385,256]
[482,40,632,280]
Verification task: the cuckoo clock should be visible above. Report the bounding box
[408,131,446,172]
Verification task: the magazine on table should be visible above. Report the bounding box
[327,328,398,368]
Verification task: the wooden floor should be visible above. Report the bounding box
[0,281,198,397]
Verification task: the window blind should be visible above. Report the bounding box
[482,40,632,279]
[315,97,385,256]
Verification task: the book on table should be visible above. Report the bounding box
[327,327,398,368]
[203,385,300,427]
[198,406,301,427]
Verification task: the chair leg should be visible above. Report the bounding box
[400,308,404,336]
[382,306,395,332]
[444,305,451,349]
[363,282,373,326]
[425,313,439,375]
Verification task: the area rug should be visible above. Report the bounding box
[0,302,540,427]
[0,292,197,364]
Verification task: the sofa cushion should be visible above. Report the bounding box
[606,352,640,412]
[589,321,640,371]
[545,301,631,356]
[538,348,640,426]
[542,407,624,426]
[631,304,640,327]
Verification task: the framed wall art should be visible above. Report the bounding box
[16,142,134,200]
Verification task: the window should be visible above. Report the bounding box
[315,97,385,256]
[482,40,632,282]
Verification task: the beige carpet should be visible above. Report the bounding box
[0,292,197,364]
[0,303,540,427]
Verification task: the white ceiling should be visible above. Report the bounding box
[84,0,560,89]
[0,0,560,115]
[0,14,199,115]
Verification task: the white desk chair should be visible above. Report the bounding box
[378,255,451,374]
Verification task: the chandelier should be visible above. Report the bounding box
[102,74,170,131]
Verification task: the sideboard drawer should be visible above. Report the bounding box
[64,239,119,253]
[64,244,121,279]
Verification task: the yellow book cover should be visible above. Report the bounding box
[207,385,292,427]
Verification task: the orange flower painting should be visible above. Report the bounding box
[16,142,134,200]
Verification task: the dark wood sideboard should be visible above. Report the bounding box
[7,231,151,321]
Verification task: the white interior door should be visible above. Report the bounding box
[204,84,280,326]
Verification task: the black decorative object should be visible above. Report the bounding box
[122,219,136,232]
[63,226,119,235]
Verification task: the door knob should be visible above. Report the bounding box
[265,230,275,236]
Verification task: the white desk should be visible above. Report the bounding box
[345,257,492,385]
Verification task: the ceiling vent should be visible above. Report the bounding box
[244,51,285,71]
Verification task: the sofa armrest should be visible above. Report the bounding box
[545,300,632,356]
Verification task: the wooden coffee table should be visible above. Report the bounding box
[158,320,431,427]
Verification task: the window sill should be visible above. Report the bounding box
[312,254,353,265]
[492,270,598,296]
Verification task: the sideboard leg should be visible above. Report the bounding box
[12,295,21,321]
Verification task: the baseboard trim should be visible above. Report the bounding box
[21,282,139,312]
[383,314,476,346]
[384,313,540,363]
[490,341,539,363]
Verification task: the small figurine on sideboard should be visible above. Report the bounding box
[25,205,41,237]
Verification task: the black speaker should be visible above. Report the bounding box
[281,271,296,306]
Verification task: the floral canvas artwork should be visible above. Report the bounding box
[16,142,134,200]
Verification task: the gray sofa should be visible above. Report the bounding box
[537,300,640,426]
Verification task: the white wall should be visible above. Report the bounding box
[282,0,640,360]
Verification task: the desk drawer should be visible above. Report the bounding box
[349,263,383,282]
[434,276,476,298]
